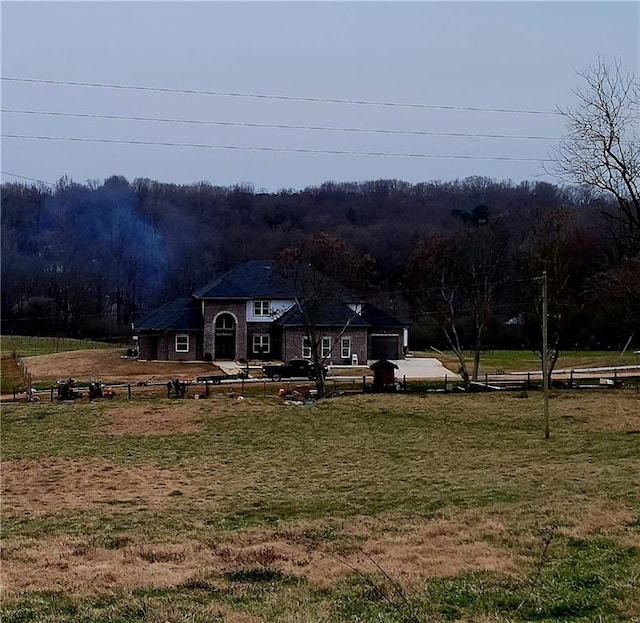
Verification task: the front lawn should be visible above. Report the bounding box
[2,391,639,621]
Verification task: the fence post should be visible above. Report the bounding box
[51,387,55,402]
[205,382,210,397]
[362,376,366,393]
[527,372,531,390]
[128,384,132,400]
[485,373,488,389]
[444,374,447,393]
[13,388,16,402]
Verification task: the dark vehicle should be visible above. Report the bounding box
[57,378,82,401]
[195,370,247,385]
[262,358,326,381]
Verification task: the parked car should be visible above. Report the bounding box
[262,358,327,381]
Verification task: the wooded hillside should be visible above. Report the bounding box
[2,175,638,351]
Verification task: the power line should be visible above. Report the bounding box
[1,171,55,186]
[1,108,560,141]
[1,134,551,162]
[1,76,561,116]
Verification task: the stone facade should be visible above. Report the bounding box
[282,327,369,366]
[202,300,247,360]
[246,321,282,360]
[138,332,202,361]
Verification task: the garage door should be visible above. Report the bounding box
[370,336,399,360]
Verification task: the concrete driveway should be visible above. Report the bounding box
[391,357,460,380]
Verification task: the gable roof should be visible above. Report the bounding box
[277,301,371,328]
[138,262,407,332]
[360,303,408,328]
[193,260,296,299]
[134,298,201,331]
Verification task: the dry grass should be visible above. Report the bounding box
[2,389,639,620]
[1,457,192,515]
[0,513,529,596]
[104,403,204,436]
[23,349,221,385]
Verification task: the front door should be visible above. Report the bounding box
[214,313,236,360]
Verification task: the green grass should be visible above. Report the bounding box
[2,392,639,621]
[420,349,640,374]
[0,335,118,358]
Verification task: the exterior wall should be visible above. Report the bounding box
[203,300,247,360]
[246,322,282,360]
[138,335,157,360]
[282,327,368,366]
[138,332,202,361]
[245,299,294,322]
[344,331,368,365]
[137,298,408,364]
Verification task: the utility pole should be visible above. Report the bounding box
[541,270,550,439]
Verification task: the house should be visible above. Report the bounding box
[134,260,408,364]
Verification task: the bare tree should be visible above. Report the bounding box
[276,233,376,397]
[406,234,473,390]
[406,213,507,389]
[518,207,598,384]
[551,57,640,255]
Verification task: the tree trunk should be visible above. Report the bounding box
[472,321,484,381]
[444,325,471,391]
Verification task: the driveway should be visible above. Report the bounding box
[391,357,460,380]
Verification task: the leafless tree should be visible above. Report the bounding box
[518,206,599,384]
[406,234,472,389]
[276,233,375,397]
[406,214,507,389]
[551,57,640,255]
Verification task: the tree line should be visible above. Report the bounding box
[1,174,638,356]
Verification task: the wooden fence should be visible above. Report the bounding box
[6,370,639,403]
[13,352,32,394]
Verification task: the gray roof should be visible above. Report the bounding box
[278,301,406,329]
[136,261,407,333]
[360,303,407,328]
[134,298,201,331]
[277,301,371,327]
[193,260,296,299]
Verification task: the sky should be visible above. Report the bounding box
[1,1,638,192]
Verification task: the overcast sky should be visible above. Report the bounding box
[1,1,638,191]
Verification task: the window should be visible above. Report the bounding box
[175,334,189,353]
[253,334,270,355]
[321,337,331,358]
[253,300,270,316]
[341,337,351,359]
[302,336,311,359]
[215,314,234,330]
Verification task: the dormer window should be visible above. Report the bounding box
[254,300,270,317]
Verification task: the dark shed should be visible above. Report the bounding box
[370,359,399,392]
